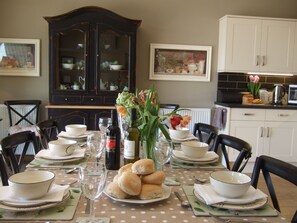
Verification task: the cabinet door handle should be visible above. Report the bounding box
[256,55,260,66]
[260,127,263,137]
[266,127,270,138]
[278,114,289,117]
[262,56,265,66]
[243,113,255,116]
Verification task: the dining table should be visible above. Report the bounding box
[0,144,291,223]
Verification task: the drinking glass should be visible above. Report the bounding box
[98,117,111,137]
[79,162,107,223]
[154,138,173,170]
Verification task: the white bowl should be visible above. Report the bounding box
[181,141,208,158]
[48,139,77,156]
[62,63,74,70]
[65,124,87,136]
[210,171,251,198]
[110,64,123,71]
[8,171,55,200]
[169,128,189,139]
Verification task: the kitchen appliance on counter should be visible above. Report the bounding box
[288,84,297,105]
[272,84,286,105]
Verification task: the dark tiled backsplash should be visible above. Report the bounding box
[217,72,297,103]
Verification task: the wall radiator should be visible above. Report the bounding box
[160,107,212,132]
[0,104,37,154]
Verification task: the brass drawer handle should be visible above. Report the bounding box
[278,114,289,117]
[243,113,255,116]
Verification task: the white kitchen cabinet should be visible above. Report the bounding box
[227,108,297,165]
[218,15,296,74]
[294,22,297,73]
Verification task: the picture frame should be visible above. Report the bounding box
[0,38,40,77]
[149,43,212,82]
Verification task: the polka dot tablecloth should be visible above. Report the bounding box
[26,167,290,223]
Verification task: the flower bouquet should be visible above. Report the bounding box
[247,75,261,98]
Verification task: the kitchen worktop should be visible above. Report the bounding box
[215,102,297,110]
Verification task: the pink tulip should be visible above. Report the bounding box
[254,75,260,83]
[249,75,254,82]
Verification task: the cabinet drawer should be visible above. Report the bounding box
[266,109,297,122]
[230,108,265,121]
[82,96,102,105]
[52,95,81,104]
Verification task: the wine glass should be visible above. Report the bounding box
[98,117,111,138]
[79,161,107,223]
[87,132,105,160]
[154,138,173,171]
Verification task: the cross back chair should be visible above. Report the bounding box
[251,155,297,217]
[160,104,180,111]
[0,152,9,186]
[4,100,41,135]
[193,123,218,149]
[36,119,61,150]
[0,131,39,185]
[212,134,252,172]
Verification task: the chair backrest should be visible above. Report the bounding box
[0,152,9,186]
[36,119,61,150]
[193,123,218,148]
[212,134,252,172]
[160,104,180,111]
[0,131,39,182]
[251,155,297,215]
[4,100,41,126]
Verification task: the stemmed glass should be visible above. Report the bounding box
[98,117,111,138]
[154,138,173,171]
[87,132,105,160]
[79,161,107,223]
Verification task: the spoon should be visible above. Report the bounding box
[174,191,191,208]
[65,167,79,174]
[193,176,207,184]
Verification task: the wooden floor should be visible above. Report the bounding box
[250,173,297,221]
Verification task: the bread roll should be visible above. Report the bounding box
[142,171,165,185]
[132,159,155,175]
[117,172,141,196]
[139,184,163,200]
[113,174,120,183]
[105,182,129,199]
[118,163,133,175]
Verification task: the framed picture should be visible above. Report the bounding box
[149,43,212,82]
[0,38,40,77]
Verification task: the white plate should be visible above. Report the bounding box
[170,134,198,142]
[173,150,219,162]
[104,185,171,204]
[58,131,89,140]
[35,149,85,161]
[0,190,71,211]
[194,190,268,211]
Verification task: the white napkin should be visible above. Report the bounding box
[171,134,198,142]
[35,148,85,160]
[194,184,268,205]
[0,184,69,203]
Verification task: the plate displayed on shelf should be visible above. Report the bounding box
[173,150,219,162]
[104,185,171,204]
[0,190,71,212]
[194,190,268,211]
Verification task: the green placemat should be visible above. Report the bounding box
[183,186,279,217]
[26,157,87,169]
[76,217,110,223]
[0,188,81,220]
[170,158,225,169]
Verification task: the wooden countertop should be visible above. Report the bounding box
[45,105,115,109]
[215,102,297,110]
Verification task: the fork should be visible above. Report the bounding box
[209,213,231,223]
[209,213,264,223]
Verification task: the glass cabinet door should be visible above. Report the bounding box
[54,24,88,92]
[97,27,130,93]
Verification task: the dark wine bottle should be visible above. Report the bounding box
[105,109,121,170]
[124,108,140,164]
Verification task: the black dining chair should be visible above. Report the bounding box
[251,155,297,218]
[0,152,10,186]
[193,123,218,149]
[4,100,41,135]
[36,119,61,150]
[160,104,180,111]
[212,134,252,172]
[0,131,39,181]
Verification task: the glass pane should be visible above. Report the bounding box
[57,29,86,91]
[99,30,130,92]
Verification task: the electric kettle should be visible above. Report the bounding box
[272,84,286,105]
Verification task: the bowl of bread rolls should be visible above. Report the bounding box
[104,159,171,203]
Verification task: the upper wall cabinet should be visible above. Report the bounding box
[218,15,296,74]
[44,7,141,105]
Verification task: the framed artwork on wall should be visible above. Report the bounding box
[149,43,212,82]
[0,38,40,77]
